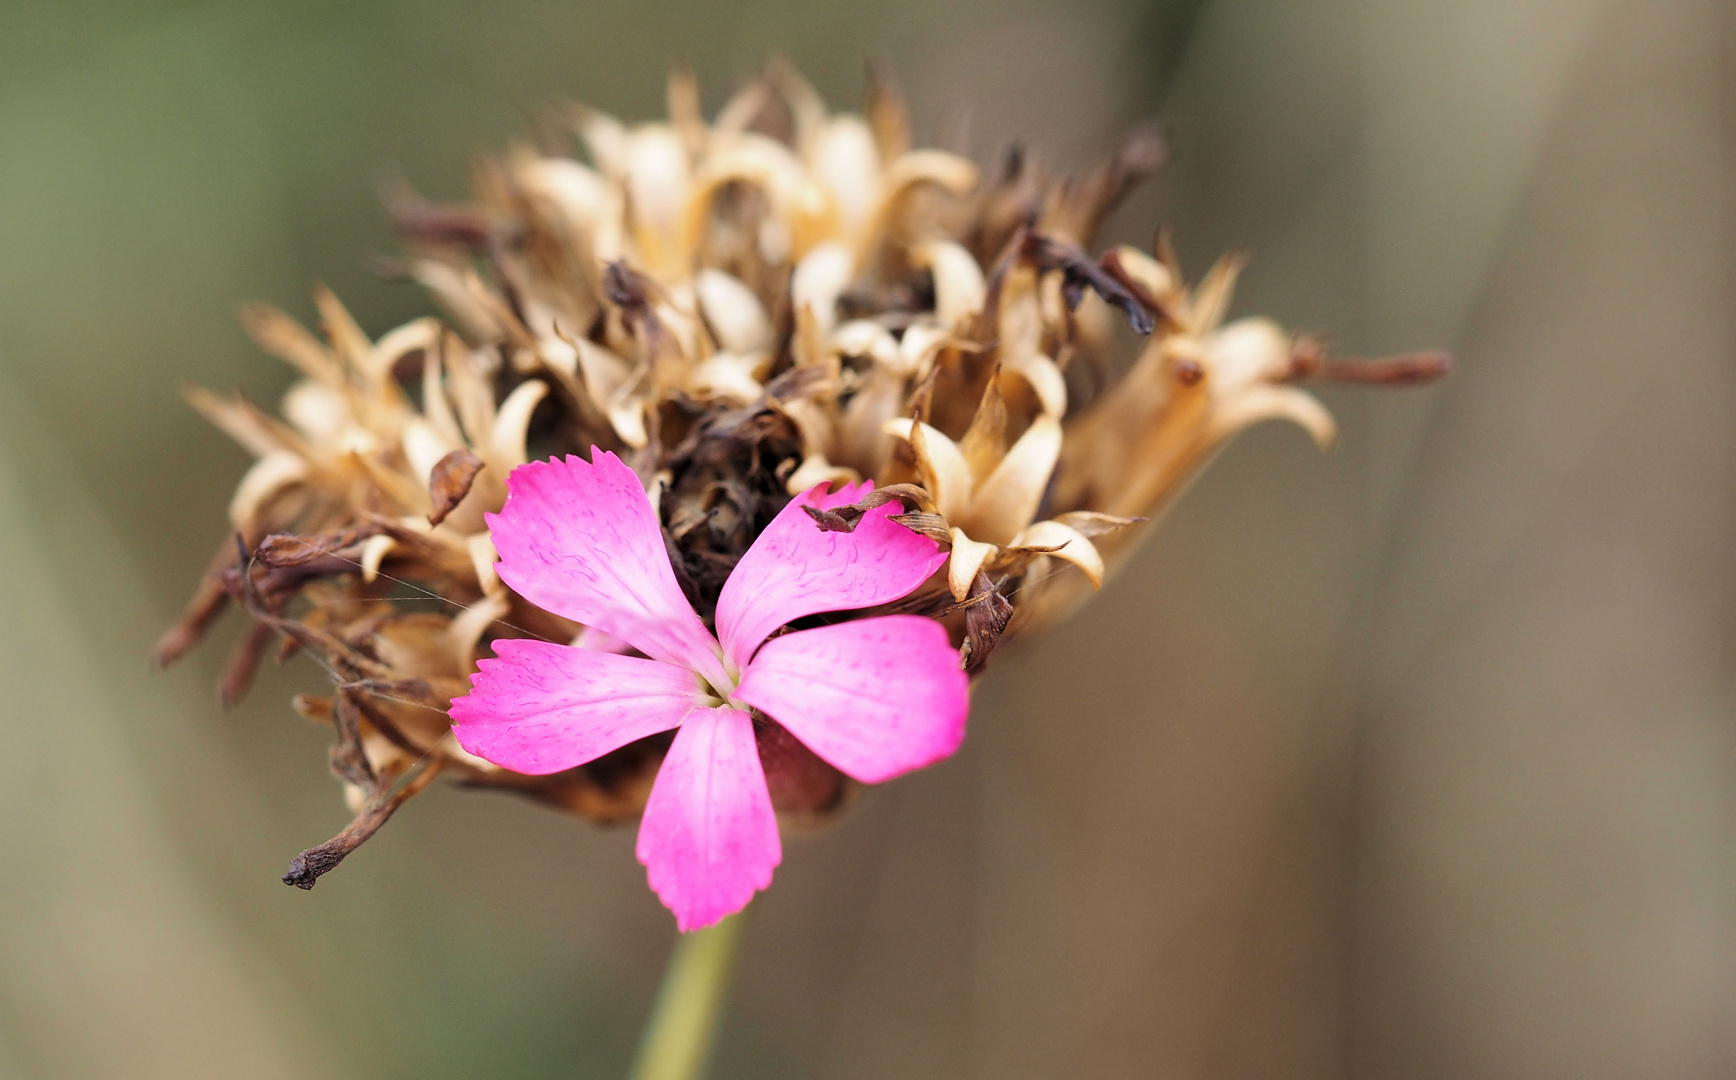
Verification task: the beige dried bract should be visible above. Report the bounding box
[158,63,1443,885]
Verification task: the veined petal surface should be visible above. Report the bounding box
[636,706,781,931]
[715,482,946,670]
[487,451,728,687]
[733,616,968,784]
[448,638,704,775]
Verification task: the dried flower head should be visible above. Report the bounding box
[157,61,1444,902]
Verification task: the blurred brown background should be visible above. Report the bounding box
[2,0,1733,1076]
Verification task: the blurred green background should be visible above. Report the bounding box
[2,0,1733,1077]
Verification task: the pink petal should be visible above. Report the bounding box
[636,706,782,931]
[448,637,703,775]
[732,615,969,784]
[714,482,947,670]
[487,452,729,689]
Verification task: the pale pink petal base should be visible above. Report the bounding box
[733,616,969,784]
[714,482,947,670]
[636,706,782,931]
[449,638,703,775]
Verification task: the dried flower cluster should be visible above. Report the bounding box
[156,63,1443,888]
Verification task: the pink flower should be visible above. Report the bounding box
[448,451,970,930]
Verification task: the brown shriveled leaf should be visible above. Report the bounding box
[427,448,486,526]
[255,523,386,567]
[800,482,939,533]
[960,570,1013,674]
[889,511,953,544]
[862,483,939,514]
[802,505,860,533]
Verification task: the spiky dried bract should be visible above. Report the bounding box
[160,63,1442,884]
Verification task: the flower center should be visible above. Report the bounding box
[695,653,741,706]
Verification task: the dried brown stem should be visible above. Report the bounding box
[1289,349,1452,386]
[282,757,446,889]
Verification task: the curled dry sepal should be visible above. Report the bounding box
[155,61,1444,918]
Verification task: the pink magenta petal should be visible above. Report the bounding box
[487,451,730,689]
[732,615,969,784]
[714,482,947,670]
[636,706,782,931]
[448,637,704,775]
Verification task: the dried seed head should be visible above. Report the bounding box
[159,62,1443,884]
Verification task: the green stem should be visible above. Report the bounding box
[627,915,744,1080]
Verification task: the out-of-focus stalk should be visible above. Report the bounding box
[628,914,744,1080]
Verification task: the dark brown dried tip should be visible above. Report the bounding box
[427,448,485,526]
[282,758,445,889]
[1024,233,1155,335]
[1099,248,1186,333]
[603,259,655,314]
